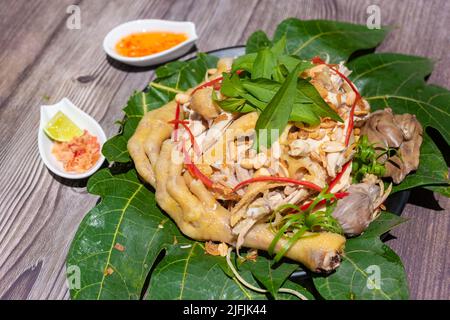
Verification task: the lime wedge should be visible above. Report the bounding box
[44,111,83,142]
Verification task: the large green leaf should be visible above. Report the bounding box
[102,54,218,163]
[147,242,311,300]
[146,242,268,300]
[313,237,409,300]
[247,19,388,63]
[66,169,181,299]
[362,212,408,238]
[313,212,409,300]
[347,53,450,194]
[239,255,303,298]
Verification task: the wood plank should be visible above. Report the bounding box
[0,0,448,300]
[0,0,179,300]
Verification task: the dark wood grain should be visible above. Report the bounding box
[0,0,448,300]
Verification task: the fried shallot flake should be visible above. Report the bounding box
[114,243,125,252]
[205,241,229,256]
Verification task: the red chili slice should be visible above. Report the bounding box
[312,56,361,146]
[191,77,224,95]
[327,160,352,192]
[299,192,349,211]
[181,142,214,188]
[191,69,244,94]
[173,102,181,141]
[168,119,201,156]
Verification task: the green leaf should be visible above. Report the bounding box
[220,72,247,98]
[362,212,409,238]
[147,244,311,300]
[102,54,218,163]
[242,78,341,124]
[246,30,271,54]
[273,19,388,62]
[254,64,300,149]
[313,236,409,300]
[147,242,264,300]
[241,78,279,102]
[239,255,298,298]
[425,184,450,197]
[251,47,277,80]
[216,98,255,113]
[270,35,287,58]
[232,53,257,73]
[296,79,343,122]
[290,103,320,125]
[66,169,181,299]
[278,55,313,73]
[155,53,219,90]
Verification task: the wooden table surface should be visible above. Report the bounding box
[0,0,449,300]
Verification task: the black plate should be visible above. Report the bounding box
[160,45,410,279]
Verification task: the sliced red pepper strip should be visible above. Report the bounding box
[291,160,352,213]
[173,102,181,141]
[233,176,323,193]
[181,141,214,188]
[312,56,361,146]
[168,119,201,156]
[168,119,190,125]
[299,192,349,211]
[191,69,244,94]
[328,160,352,192]
[191,76,224,95]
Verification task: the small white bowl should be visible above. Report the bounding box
[38,98,106,180]
[103,19,198,67]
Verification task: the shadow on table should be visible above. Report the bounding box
[407,188,445,211]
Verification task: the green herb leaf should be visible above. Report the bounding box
[296,79,343,122]
[278,55,313,73]
[254,64,301,149]
[251,47,277,80]
[216,98,254,113]
[246,30,272,54]
[270,35,287,58]
[231,53,257,73]
[242,78,341,124]
[220,72,247,98]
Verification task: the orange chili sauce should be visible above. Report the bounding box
[115,31,188,58]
